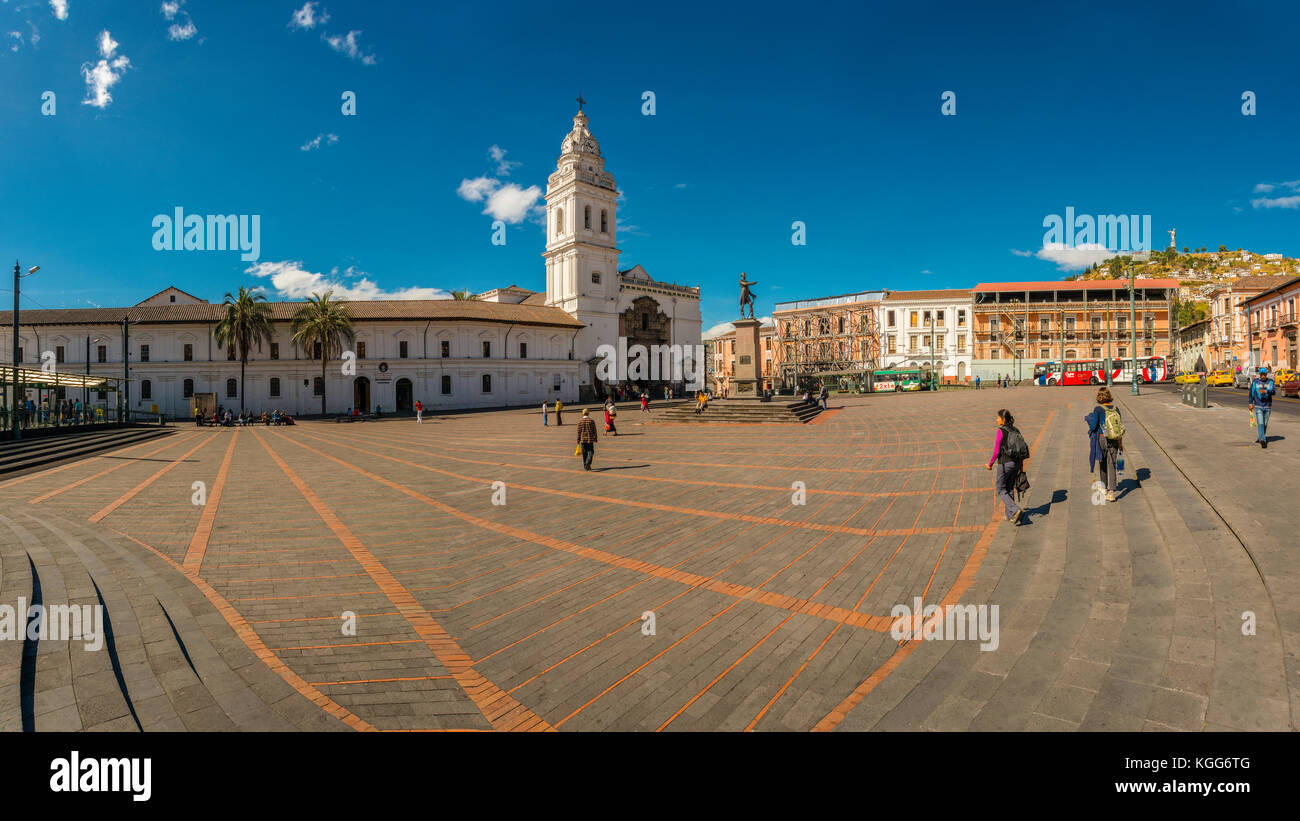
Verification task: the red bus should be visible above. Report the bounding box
[1035,356,1167,386]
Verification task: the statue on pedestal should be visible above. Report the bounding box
[739,272,758,320]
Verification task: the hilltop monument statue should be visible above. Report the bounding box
[738,272,757,319]
[1168,228,1176,250]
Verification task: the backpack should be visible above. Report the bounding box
[1000,425,1030,461]
[1101,405,1124,440]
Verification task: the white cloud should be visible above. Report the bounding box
[488,144,520,176]
[323,29,375,64]
[49,0,67,21]
[97,29,117,57]
[703,316,774,339]
[456,176,542,224]
[288,2,329,30]
[246,261,450,301]
[1010,248,1034,257]
[1252,196,1300,210]
[300,132,338,151]
[81,31,129,109]
[160,2,197,41]
[674,183,687,189]
[168,20,197,40]
[1031,243,1113,270]
[1254,183,1275,194]
[7,31,20,53]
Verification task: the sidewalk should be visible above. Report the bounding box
[1118,389,1300,729]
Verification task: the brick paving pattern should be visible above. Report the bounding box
[1,387,1294,731]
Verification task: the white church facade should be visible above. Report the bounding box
[0,106,701,418]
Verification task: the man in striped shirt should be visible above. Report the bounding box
[577,409,598,470]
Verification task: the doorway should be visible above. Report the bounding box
[395,378,412,412]
[353,377,371,412]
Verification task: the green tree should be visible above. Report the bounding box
[213,286,275,413]
[290,291,356,417]
[451,289,479,300]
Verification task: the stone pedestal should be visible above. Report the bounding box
[730,318,762,400]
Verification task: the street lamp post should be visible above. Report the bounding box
[1128,265,1140,395]
[1105,303,1112,387]
[11,261,39,440]
[929,314,936,391]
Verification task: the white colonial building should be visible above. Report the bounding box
[0,105,702,418]
[877,289,975,384]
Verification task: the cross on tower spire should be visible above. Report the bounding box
[576,93,586,112]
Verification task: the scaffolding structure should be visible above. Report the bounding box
[773,305,880,389]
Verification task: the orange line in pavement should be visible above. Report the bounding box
[88,434,215,523]
[812,409,1058,731]
[26,433,199,503]
[253,430,553,732]
[291,427,982,540]
[275,431,900,633]
[107,528,377,732]
[333,427,980,500]
[312,675,454,687]
[182,431,237,573]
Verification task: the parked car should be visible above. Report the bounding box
[1206,370,1234,386]
[1283,378,1300,398]
[1233,369,1253,389]
[1172,370,1200,384]
[1272,367,1299,387]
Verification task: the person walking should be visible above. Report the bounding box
[415,399,424,424]
[604,399,618,435]
[640,392,649,414]
[577,408,598,470]
[975,374,981,390]
[555,399,563,426]
[1086,387,1124,502]
[1248,365,1276,448]
[819,385,829,410]
[986,408,1030,524]
[541,400,548,426]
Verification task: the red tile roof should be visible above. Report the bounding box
[883,289,972,301]
[972,278,1179,293]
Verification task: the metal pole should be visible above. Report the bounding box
[1105,302,1112,387]
[122,316,129,423]
[1129,266,1140,395]
[12,261,19,439]
[85,335,90,409]
[930,315,935,390]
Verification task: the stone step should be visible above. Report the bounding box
[0,427,175,476]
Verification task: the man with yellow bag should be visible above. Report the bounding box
[576,408,598,470]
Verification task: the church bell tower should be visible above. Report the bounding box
[543,99,620,312]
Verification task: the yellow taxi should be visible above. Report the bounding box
[1272,367,1299,386]
[1173,371,1198,384]
[1206,370,1234,386]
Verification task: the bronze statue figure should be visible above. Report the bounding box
[739,272,757,319]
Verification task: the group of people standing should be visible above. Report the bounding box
[1,398,102,428]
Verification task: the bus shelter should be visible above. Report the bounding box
[0,365,130,432]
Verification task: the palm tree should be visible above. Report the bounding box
[451,289,479,300]
[290,290,355,417]
[213,286,275,412]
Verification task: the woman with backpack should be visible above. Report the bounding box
[986,408,1030,524]
[1086,387,1123,502]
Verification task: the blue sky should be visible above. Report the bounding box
[2,0,1300,332]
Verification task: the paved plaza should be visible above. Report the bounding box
[1,387,1296,732]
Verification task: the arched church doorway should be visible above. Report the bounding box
[395,378,413,412]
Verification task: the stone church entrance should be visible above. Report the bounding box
[609,296,671,395]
